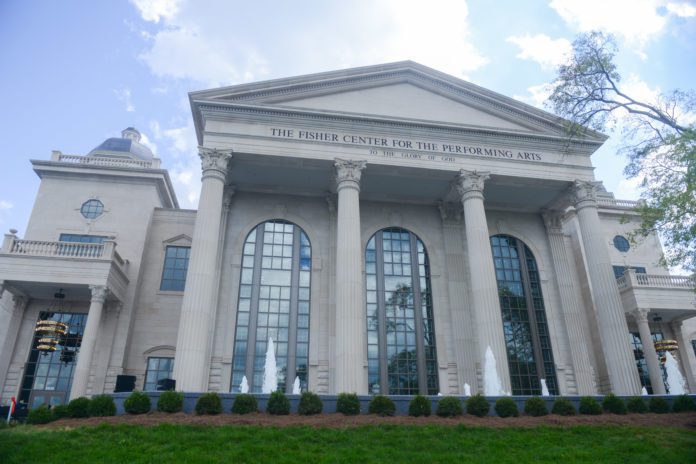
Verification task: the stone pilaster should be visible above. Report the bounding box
[457,170,510,394]
[571,180,641,395]
[173,147,232,392]
[543,209,596,394]
[0,295,28,394]
[333,158,367,394]
[671,320,695,392]
[632,309,666,394]
[71,285,108,399]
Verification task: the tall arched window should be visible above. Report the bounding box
[490,235,558,395]
[231,220,311,393]
[365,228,439,395]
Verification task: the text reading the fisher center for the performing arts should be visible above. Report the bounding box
[269,127,543,163]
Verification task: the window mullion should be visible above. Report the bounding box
[410,235,427,395]
[286,226,301,393]
[375,232,388,394]
[517,241,545,393]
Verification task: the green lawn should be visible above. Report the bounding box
[1,424,694,463]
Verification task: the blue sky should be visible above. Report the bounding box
[1,0,694,234]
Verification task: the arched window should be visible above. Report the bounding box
[231,220,311,393]
[490,235,558,395]
[365,228,438,395]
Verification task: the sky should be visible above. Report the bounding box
[0,0,694,235]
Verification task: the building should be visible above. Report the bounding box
[1,62,694,408]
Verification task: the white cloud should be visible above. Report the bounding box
[114,87,135,112]
[138,130,158,155]
[513,83,554,109]
[130,0,180,23]
[506,34,571,70]
[615,176,642,200]
[666,2,696,17]
[0,200,13,225]
[149,120,199,207]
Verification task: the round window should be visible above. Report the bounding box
[613,235,630,252]
[80,199,104,219]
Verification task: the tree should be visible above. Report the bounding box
[547,31,696,272]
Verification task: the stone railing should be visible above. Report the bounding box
[597,198,640,210]
[617,270,695,290]
[1,235,125,271]
[50,151,160,169]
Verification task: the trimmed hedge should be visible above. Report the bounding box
[408,395,431,417]
[551,398,576,416]
[298,392,323,415]
[466,394,490,417]
[672,395,696,413]
[649,397,670,414]
[578,396,602,415]
[336,393,360,415]
[494,398,519,418]
[626,396,648,413]
[157,391,184,413]
[602,394,627,415]
[51,404,70,419]
[232,394,258,414]
[524,397,548,417]
[124,391,151,415]
[67,397,91,418]
[195,392,222,415]
[27,405,54,425]
[436,397,462,417]
[267,391,290,415]
[368,395,396,416]
[88,395,116,417]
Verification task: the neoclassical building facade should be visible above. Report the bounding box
[1,62,694,408]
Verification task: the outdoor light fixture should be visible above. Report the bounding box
[34,289,69,353]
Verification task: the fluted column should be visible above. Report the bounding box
[572,180,641,395]
[543,209,596,394]
[173,147,232,392]
[632,309,666,394]
[333,158,367,394]
[457,170,510,394]
[70,285,107,399]
[671,320,694,392]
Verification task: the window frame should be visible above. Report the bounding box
[143,357,174,391]
[80,199,104,219]
[613,235,631,252]
[159,245,191,292]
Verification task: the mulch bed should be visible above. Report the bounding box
[41,411,696,429]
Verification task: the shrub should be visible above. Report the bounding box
[466,394,490,417]
[232,394,258,414]
[51,404,70,420]
[195,392,222,415]
[494,398,519,418]
[124,391,151,415]
[551,398,576,416]
[298,392,323,415]
[524,397,548,417]
[267,391,290,415]
[408,395,431,417]
[157,391,184,413]
[649,397,670,414]
[27,405,54,425]
[336,393,361,415]
[671,395,696,413]
[88,395,116,417]
[578,396,602,415]
[368,395,396,416]
[626,396,647,413]
[436,397,463,417]
[602,394,627,415]
[67,397,91,418]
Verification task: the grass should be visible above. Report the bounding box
[1,424,695,463]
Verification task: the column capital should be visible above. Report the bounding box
[570,180,601,211]
[199,147,233,181]
[223,185,236,210]
[456,170,490,201]
[631,308,651,323]
[541,209,565,234]
[89,285,108,304]
[334,158,367,191]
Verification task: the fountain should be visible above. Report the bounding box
[292,376,301,394]
[484,346,504,396]
[240,375,249,394]
[463,383,471,396]
[262,337,278,394]
[540,379,550,396]
[664,351,687,395]
[641,386,648,396]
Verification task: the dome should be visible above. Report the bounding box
[87,127,154,161]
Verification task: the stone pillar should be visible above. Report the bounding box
[0,295,28,394]
[543,209,596,394]
[632,309,666,394]
[173,147,232,392]
[671,320,695,393]
[457,170,510,394]
[333,158,367,394]
[571,180,641,395]
[70,285,107,399]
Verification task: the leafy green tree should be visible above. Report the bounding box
[548,31,695,272]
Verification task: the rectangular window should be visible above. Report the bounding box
[59,234,107,243]
[144,357,174,391]
[160,246,190,291]
[613,266,647,278]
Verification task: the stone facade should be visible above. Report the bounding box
[1,62,694,407]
